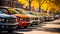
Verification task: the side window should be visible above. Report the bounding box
[16,9,23,14]
[8,9,17,14]
[8,8,19,14]
[8,9,13,13]
[0,11,3,14]
[0,9,7,13]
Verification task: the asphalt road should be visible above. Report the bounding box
[1,19,60,34]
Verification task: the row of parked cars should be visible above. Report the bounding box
[0,6,59,32]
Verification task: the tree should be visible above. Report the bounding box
[49,0,60,7]
[26,0,34,11]
[36,0,48,12]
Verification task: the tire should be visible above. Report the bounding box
[24,26,28,28]
[17,26,27,28]
[33,22,38,25]
[30,24,33,26]
[17,26,21,29]
[40,20,43,24]
[36,21,40,25]
[0,31,1,33]
[8,30,13,33]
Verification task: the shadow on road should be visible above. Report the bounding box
[43,28,60,33]
[0,25,38,34]
[14,26,36,32]
[0,32,23,34]
[14,25,40,32]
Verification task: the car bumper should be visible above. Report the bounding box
[0,23,18,30]
[0,25,17,31]
[45,17,54,21]
[29,20,40,25]
[18,22,30,26]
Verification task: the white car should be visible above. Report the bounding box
[14,8,40,26]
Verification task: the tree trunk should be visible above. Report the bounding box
[39,3,41,12]
[29,0,31,11]
[0,0,2,6]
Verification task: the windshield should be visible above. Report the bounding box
[15,9,29,14]
[33,12,41,16]
[0,11,4,14]
[27,11,33,15]
[22,11,28,14]
[0,9,8,14]
[8,8,19,14]
[15,9,23,14]
[28,11,42,16]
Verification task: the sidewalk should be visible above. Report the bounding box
[42,19,60,28]
[23,31,59,34]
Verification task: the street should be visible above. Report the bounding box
[0,0,60,34]
[1,19,60,34]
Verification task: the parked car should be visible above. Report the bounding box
[54,15,60,19]
[41,13,55,21]
[14,8,40,25]
[0,11,18,32]
[30,11,45,23]
[0,7,31,28]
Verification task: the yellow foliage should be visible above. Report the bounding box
[18,0,60,12]
[18,0,39,9]
[18,0,28,6]
[41,2,60,13]
[41,2,49,11]
[31,1,39,9]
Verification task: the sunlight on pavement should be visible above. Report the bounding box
[42,24,60,28]
[23,31,59,34]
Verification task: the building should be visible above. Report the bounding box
[0,0,23,8]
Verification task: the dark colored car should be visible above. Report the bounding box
[0,7,31,28]
[0,11,18,32]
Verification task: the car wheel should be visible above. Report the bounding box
[37,22,40,25]
[8,30,13,33]
[24,26,28,28]
[17,26,21,29]
[35,23,38,25]
[0,31,1,33]
[30,24,33,26]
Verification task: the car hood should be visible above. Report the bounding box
[13,14,29,18]
[0,14,16,18]
[24,14,37,18]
